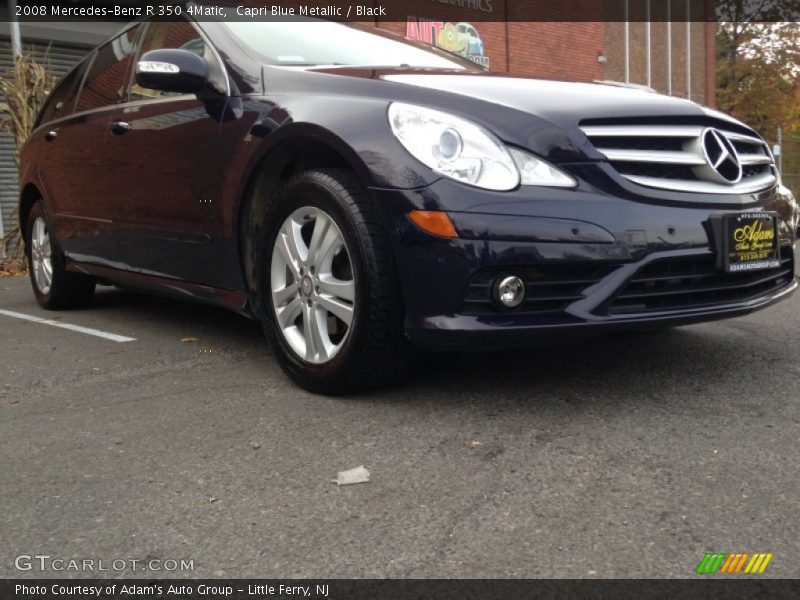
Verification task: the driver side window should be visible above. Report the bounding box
[128,21,219,102]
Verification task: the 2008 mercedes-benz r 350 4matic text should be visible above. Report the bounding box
[20,18,799,394]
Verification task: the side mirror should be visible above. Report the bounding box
[136,49,208,95]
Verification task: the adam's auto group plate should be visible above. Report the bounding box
[723,212,780,272]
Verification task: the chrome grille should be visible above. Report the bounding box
[581,124,777,194]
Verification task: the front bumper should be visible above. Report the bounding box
[370,176,799,351]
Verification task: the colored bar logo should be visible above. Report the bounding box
[696,552,773,574]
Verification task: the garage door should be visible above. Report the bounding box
[1,38,90,255]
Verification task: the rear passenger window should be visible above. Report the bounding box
[37,60,88,126]
[74,25,141,113]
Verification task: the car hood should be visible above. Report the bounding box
[283,66,753,164]
[380,73,737,128]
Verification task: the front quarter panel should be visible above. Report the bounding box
[216,92,450,239]
[259,93,442,190]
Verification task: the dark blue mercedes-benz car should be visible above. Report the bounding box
[19,17,799,393]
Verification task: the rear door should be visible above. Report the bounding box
[105,20,232,287]
[41,25,142,266]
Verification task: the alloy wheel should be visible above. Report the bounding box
[31,216,53,295]
[270,207,356,364]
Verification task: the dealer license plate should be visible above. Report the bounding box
[722,212,780,273]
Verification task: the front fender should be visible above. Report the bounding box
[217,93,446,240]
[258,93,440,190]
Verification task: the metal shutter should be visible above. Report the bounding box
[1,38,90,254]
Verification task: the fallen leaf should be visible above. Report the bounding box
[469,440,483,447]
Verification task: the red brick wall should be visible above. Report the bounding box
[376,20,604,82]
[505,22,604,81]
[373,18,713,102]
[704,20,716,108]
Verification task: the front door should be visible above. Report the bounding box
[105,20,231,288]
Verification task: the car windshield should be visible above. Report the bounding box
[220,21,480,70]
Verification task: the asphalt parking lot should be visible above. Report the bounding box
[1,273,799,579]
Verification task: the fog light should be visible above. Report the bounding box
[494,275,525,308]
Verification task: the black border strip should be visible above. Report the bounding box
[3,579,800,600]
[7,0,800,22]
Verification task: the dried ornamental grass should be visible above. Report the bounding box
[0,53,55,262]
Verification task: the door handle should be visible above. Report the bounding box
[45,130,57,141]
[110,121,131,136]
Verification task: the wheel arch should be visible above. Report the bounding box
[235,125,380,299]
[18,183,44,245]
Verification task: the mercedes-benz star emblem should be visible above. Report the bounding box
[701,128,742,184]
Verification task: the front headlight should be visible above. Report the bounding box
[388,103,519,191]
[388,102,576,191]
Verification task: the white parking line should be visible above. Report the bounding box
[0,309,136,343]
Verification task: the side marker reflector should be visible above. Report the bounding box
[408,210,458,239]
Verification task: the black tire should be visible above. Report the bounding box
[26,200,96,310]
[257,169,410,395]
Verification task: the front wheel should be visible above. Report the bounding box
[26,200,95,310]
[258,169,409,394]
